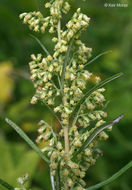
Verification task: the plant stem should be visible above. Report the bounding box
[63,98,69,190]
[64,126,69,190]
[64,127,69,154]
[58,19,61,42]
[57,7,69,190]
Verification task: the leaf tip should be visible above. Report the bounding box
[113,114,124,124]
[5,117,9,123]
[120,72,124,76]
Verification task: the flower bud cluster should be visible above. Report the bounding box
[29,54,61,105]
[51,8,91,61]
[20,1,70,34]
[77,90,107,128]
[36,120,65,176]
[19,11,50,33]
[63,8,90,42]
[75,41,92,65]
[32,53,108,190]
[45,0,70,16]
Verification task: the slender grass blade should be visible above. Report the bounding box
[5,118,50,164]
[0,178,14,190]
[29,34,50,56]
[86,160,132,190]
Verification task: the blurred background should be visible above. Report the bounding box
[0,0,132,189]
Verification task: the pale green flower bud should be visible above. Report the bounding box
[31,96,38,104]
[43,131,52,141]
[48,65,54,72]
[49,138,55,146]
[99,131,109,140]
[63,2,70,14]
[74,140,82,147]
[85,148,92,156]
[51,151,58,161]
[52,37,58,42]
[45,3,51,8]
[68,161,79,169]
[38,126,46,134]
[19,12,27,19]
[56,141,63,150]
[48,90,53,97]
[62,119,68,125]
[49,27,54,33]
[50,162,57,169]
[63,168,69,176]
[31,54,36,60]
[48,98,54,105]
[67,178,73,187]
[96,120,105,127]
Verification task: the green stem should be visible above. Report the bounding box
[58,19,61,42]
[64,127,70,154]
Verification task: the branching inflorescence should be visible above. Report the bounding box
[17,1,123,190]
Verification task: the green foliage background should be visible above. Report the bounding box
[0,0,132,189]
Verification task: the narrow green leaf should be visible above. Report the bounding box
[70,72,123,121]
[86,160,132,190]
[0,178,14,190]
[5,118,50,164]
[72,114,124,159]
[84,51,111,68]
[50,171,55,190]
[29,34,50,56]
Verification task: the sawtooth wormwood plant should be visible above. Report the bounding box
[1,0,132,190]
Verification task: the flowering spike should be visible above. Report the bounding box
[19,1,123,189]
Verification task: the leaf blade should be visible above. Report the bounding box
[77,50,112,72]
[72,114,124,159]
[0,178,14,190]
[84,50,112,67]
[86,160,132,190]
[29,34,50,56]
[50,171,55,190]
[5,118,50,164]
